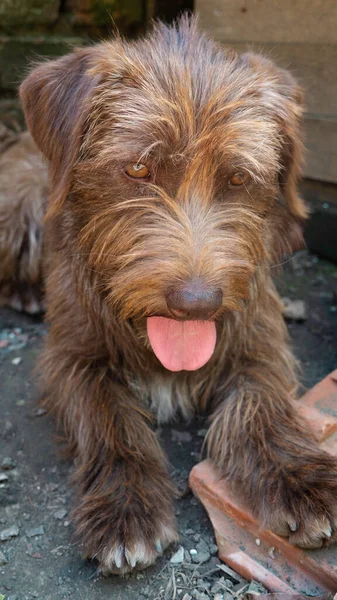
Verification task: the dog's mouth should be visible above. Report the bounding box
[147,316,216,372]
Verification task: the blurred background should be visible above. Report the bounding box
[0,0,336,260]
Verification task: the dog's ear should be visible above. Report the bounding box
[240,53,308,259]
[241,53,308,222]
[20,48,101,217]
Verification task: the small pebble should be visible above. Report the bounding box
[184,549,191,563]
[47,482,59,492]
[54,508,67,520]
[33,407,47,417]
[0,549,8,564]
[209,543,218,556]
[211,579,227,594]
[190,548,197,555]
[247,581,268,595]
[0,524,19,541]
[267,546,276,559]
[196,579,210,591]
[171,430,192,443]
[4,420,13,433]
[170,545,185,564]
[11,357,22,366]
[255,538,261,546]
[191,591,209,600]
[191,550,210,564]
[26,543,42,559]
[192,539,210,563]
[282,297,307,321]
[1,457,16,470]
[0,473,8,483]
[25,525,45,538]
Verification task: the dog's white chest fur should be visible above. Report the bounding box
[126,372,193,423]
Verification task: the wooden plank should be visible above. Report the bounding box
[196,5,337,184]
[196,0,337,44]
[220,43,337,118]
[300,179,337,207]
[304,117,337,183]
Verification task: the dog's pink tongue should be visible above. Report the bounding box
[147,316,216,372]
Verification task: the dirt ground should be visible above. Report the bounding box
[0,250,337,600]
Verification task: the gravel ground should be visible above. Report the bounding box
[0,250,337,600]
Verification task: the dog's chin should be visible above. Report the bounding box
[146,316,216,372]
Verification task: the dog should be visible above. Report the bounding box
[0,126,47,313]
[2,14,337,575]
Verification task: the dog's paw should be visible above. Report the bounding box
[74,469,178,575]
[270,511,336,549]
[263,460,337,549]
[98,522,178,575]
[0,281,44,314]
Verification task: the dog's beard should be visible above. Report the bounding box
[79,194,264,373]
[147,316,216,371]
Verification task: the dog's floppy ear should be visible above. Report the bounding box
[20,48,101,217]
[241,53,308,222]
[240,53,308,259]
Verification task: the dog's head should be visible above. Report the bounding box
[20,16,307,371]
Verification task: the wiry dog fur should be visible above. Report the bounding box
[5,15,337,574]
[0,127,48,313]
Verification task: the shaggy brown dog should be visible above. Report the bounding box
[13,15,337,574]
[0,127,47,313]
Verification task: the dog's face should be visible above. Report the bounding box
[20,17,307,371]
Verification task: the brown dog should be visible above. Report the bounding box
[0,127,47,313]
[9,15,337,574]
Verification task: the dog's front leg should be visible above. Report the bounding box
[207,356,337,548]
[43,355,178,574]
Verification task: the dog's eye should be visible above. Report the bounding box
[125,163,150,179]
[228,172,250,187]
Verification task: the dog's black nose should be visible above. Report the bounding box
[166,282,223,320]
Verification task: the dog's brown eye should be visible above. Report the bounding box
[125,163,150,179]
[229,172,250,187]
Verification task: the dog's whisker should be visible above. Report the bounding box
[270,254,297,269]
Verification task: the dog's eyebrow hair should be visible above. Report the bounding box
[169,152,188,162]
[137,141,164,163]
[88,90,284,185]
